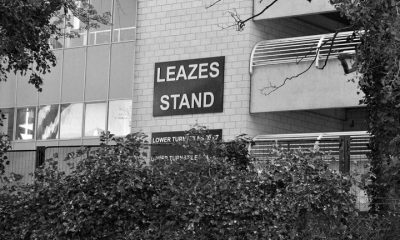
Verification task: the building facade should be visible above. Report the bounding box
[1,0,367,181]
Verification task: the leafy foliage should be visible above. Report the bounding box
[0,133,10,177]
[178,125,253,170]
[0,0,109,180]
[331,0,400,211]
[0,0,110,91]
[0,116,22,184]
[0,130,358,239]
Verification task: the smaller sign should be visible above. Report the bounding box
[151,129,222,160]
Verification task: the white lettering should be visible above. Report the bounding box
[160,92,216,110]
[157,68,165,82]
[166,66,176,81]
[203,92,214,108]
[160,95,169,110]
[153,137,171,143]
[191,92,202,108]
[209,62,220,78]
[170,94,180,109]
[176,65,187,80]
[198,63,208,79]
[179,94,190,109]
[188,64,198,80]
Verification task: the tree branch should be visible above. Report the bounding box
[260,29,357,95]
[260,56,317,95]
[205,0,222,9]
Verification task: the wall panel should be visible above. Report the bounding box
[62,48,85,103]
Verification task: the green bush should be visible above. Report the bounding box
[0,134,11,177]
[0,130,358,239]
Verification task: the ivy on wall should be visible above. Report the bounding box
[331,0,400,210]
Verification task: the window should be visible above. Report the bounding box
[60,103,83,139]
[108,100,131,136]
[109,42,134,98]
[89,0,112,45]
[85,45,110,101]
[16,107,36,140]
[84,102,106,137]
[113,0,137,42]
[65,1,88,48]
[62,48,85,103]
[37,105,60,140]
[49,13,65,49]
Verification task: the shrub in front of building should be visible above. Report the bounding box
[0,131,359,239]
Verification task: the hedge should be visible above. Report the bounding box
[0,129,358,240]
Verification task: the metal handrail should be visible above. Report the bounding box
[250,31,361,74]
[60,26,136,48]
[253,131,369,142]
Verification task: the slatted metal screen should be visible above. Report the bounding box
[1,146,98,186]
[1,150,36,185]
[250,31,361,73]
[250,131,370,211]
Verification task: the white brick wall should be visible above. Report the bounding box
[133,0,357,140]
[133,0,256,139]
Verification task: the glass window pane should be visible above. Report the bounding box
[37,105,60,140]
[65,1,88,48]
[60,103,83,139]
[16,73,38,107]
[0,108,14,137]
[0,72,16,108]
[50,36,65,49]
[85,45,110,101]
[108,100,131,136]
[109,42,134,99]
[113,0,137,42]
[65,19,87,47]
[39,50,62,105]
[16,107,36,140]
[85,102,106,137]
[62,48,85,103]
[49,12,65,49]
[89,0,112,45]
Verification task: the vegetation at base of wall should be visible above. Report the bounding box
[330,0,400,211]
[0,133,11,183]
[0,128,365,240]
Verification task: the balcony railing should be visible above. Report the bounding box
[51,26,136,49]
[250,131,370,211]
[250,31,363,113]
[250,31,360,73]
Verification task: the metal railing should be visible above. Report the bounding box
[251,131,369,166]
[250,131,371,211]
[250,31,361,74]
[1,150,36,185]
[0,146,95,186]
[53,26,136,48]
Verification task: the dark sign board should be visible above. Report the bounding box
[151,129,223,160]
[153,56,225,116]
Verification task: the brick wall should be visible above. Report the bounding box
[133,0,256,139]
[133,0,362,140]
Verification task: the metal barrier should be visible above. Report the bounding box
[250,131,371,211]
[251,131,369,171]
[1,146,96,186]
[1,150,36,185]
[250,31,361,73]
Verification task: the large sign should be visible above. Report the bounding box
[153,56,225,116]
[151,129,223,160]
